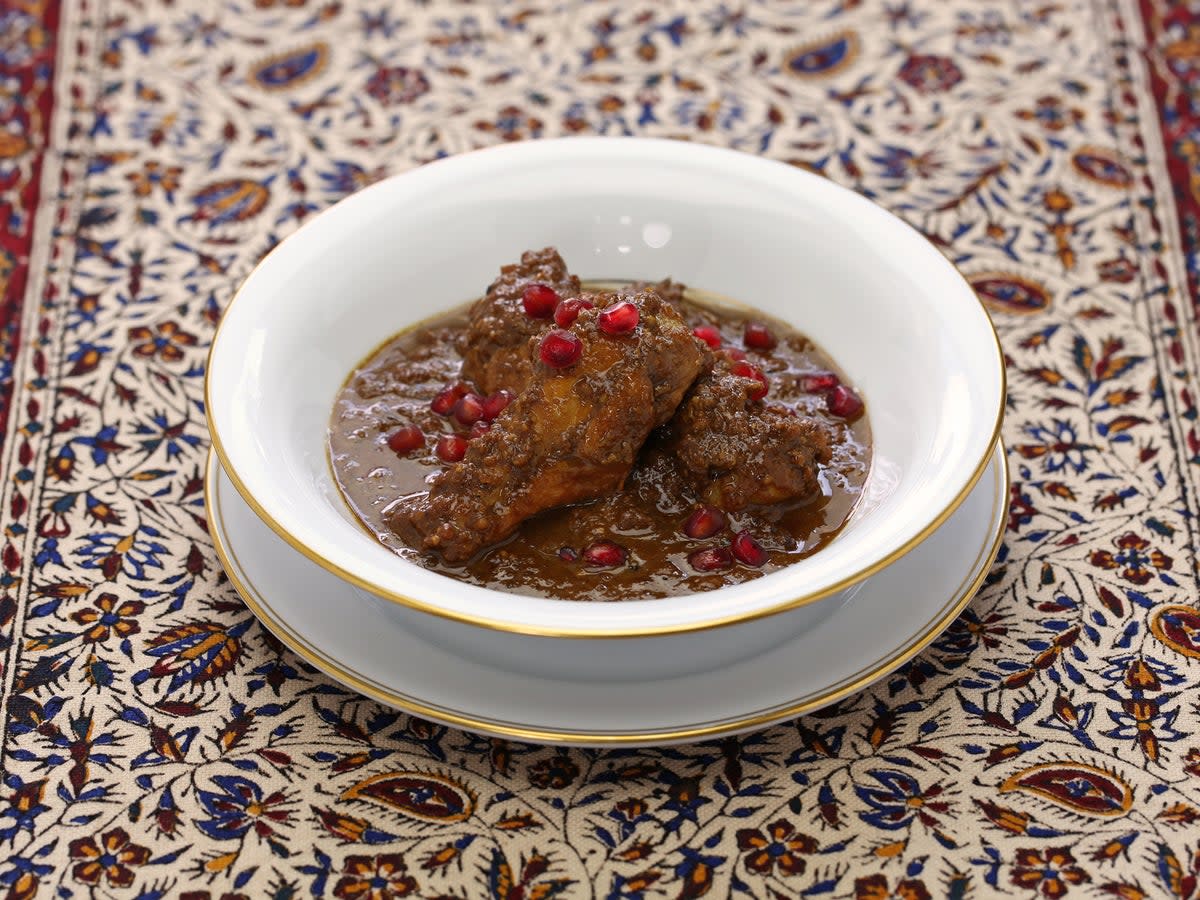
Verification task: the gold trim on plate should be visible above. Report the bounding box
[203,142,1008,638]
[205,446,1008,745]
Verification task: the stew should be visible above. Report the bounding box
[328,249,870,600]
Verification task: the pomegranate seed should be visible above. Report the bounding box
[522,283,560,318]
[731,531,769,567]
[827,384,864,419]
[539,329,583,368]
[386,425,425,455]
[469,420,491,438]
[435,434,468,462]
[558,547,578,561]
[743,321,777,350]
[554,297,594,327]
[597,301,639,335]
[731,361,769,401]
[583,540,627,568]
[723,347,747,362]
[692,325,722,348]
[799,371,840,393]
[683,505,727,539]
[430,382,469,416]
[689,546,733,572]
[452,392,485,425]
[482,389,514,420]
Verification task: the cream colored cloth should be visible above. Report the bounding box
[2,1,1199,897]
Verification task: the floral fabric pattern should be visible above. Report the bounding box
[2,0,1200,897]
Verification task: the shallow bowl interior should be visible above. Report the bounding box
[206,137,1003,637]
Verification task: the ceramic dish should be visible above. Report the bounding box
[206,442,1007,746]
[205,137,1005,680]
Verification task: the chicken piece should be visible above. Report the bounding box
[464,247,687,398]
[460,247,582,395]
[668,359,832,510]
[627,278,687,307]
[459,248,830,515]
[389,290,707,562]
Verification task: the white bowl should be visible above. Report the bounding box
[206,137,1003,682]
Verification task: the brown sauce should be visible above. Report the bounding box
[328,285,870,600]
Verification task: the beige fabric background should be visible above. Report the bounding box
[3,1,1200,897]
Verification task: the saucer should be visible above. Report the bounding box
[206,443,1007,746]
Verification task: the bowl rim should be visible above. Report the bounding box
[204,136,1006,639]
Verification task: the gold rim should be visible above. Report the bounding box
[205,445,1008,745]
[203,146,1008,638]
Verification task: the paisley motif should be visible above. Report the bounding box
[342,771,476,823]
[785,30,859,78]
[1070,147,1133,189]
[999,761,1132,816]
[1149,605,1200,659]
[250,42,329,91]
[188,179,270,225]
[365,65,431,106]
[969,272,1051,315]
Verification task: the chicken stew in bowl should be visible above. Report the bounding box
[328,248,870,600]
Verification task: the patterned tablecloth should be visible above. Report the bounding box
[4,1,1200,897]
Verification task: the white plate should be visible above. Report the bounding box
[206,443,1007,747]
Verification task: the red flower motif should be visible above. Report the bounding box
[474,104,544,141]
[1016,95,1084,131]
[528,755,580,789]
[71,592,145,643]
[1088,532,1172,584]
[855,873,933,900]
[128,320,198,362]
[333,854,418,900]
[943,609,1008,651]
[68,827,151,888]
[365,66,430,106]
[735,819,818,876]
[1010,847,1090,897]
[897,53,964,94]
[127,160,182,199]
